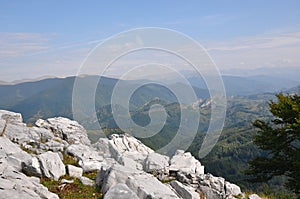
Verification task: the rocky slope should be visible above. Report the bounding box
[0,110,260,199]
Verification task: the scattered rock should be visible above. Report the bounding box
[79,176,95,186]
[66,164,83,178]
[38,151,66,181]
[61,179,74,184]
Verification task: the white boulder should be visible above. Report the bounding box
[170,180,200,199]
[170,150,204,175]
[66,164,83,178]
[38,151,66,181]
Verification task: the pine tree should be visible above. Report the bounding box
[247,93,300,194]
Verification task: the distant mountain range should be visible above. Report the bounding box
[0,74,299,123]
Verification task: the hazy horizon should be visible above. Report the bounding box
[1,1,300,82]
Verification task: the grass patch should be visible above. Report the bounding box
[41,175,103,199]
[62,154,79,166]
[83,170,99,180]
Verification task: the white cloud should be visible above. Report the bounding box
[204,31,300,69]
[0,32,52,58]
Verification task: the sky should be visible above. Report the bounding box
[1,0,300,81]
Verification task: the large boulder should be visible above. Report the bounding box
[0,154,59,199]
[38,151,66,181]
[0,110,39,144]
[22,156,42,177]
[0,136,32,171]
[66,164,83,178]
[170,150,204,175]
[225,181,242,196]
[106,134,154,171]
[170,180,200,199]
[98,164,180,199]
[108,134,153,160]
[143,152,170,174]
[35,117,91,145]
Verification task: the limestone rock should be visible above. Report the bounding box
[61,179,74,184]
[0,136,31,171]
[40,140,65,152]
[22,156,42,177]
[66,164,83,178]
[199,185,224,199]
[170,150,204,175]
[104,183,139,199]
[0,156,59,199]
[0,110,23,123]
[198,173,225,193]
[65,144,109,172]
[79,176,95,186]
[248,194,262,199]
[143,152,170,174]
[99,164,180,199]
[108,134,153,161]
[35,117,90,145]
[225,181,242,196]
[93,138,111,158]
[170,180,200,199]
[38,151,66,181]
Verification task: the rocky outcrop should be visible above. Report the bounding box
[170,150,204,175]
[0,138,59,199]
[170,180,200,199]
[35,117,91,145]
[0,110,249,199]
[23,151,66,181]
[104,183,139,199]
[98,164,180,198]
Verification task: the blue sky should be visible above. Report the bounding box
[1,1,300,81]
